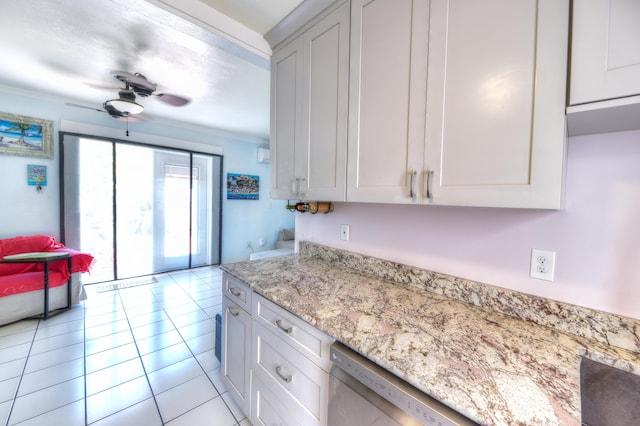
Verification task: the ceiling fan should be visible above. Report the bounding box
[69,71,191,121]
[111,71,190,107]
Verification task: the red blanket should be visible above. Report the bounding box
[0,235,94,296]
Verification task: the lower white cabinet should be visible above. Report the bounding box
[221,274,252,417]
[252,292,333,371]
[251,294,333,426]
[221,277,334,425]
[251,373,294,426]
[252,322,329,425]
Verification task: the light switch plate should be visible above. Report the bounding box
[340,224,349,241]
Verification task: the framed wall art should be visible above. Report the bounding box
[27,164,47,189]
[227,173,259,200]
[0,112,54,159]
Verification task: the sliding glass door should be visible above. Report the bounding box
[61,134,222,283]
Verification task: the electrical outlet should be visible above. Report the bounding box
[530,249,556,281]
[340,224,350,241]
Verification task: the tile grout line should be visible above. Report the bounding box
[81,285,164,425]
[4,320,40,426]
[170,273,243,425]
[83,292,143,424]
[97,285,166,426]
[128,273,221,425]
[149,271,242,425]
[4,319,88,426]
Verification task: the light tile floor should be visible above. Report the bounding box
[0,266,251,426]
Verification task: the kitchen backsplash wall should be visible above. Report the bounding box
[300,241,640,356]
[296,130,640,320]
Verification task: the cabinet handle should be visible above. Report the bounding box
[229,288,243,297]
[274,319,293,334]
[292,177,307,197]
[275,365,292,383]
[425,170,434,200]
[229,307,240,317]
[409,170,417,201]
[298,178,307,196]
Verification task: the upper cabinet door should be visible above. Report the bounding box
[424,0,569,209]
[347,0,429,203]
[570,0,640,105]
[271,38,303,200]
[270,2,349,201]
[302,2,349,201]
[566,0,640,136]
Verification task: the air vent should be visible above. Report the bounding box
[257,146,270,163]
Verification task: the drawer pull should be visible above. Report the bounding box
[275,319,292,334]
[229,307,240,317]
[229,288,243,297]
[275,365,292,383]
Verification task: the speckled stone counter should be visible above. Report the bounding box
[220,242,640,425]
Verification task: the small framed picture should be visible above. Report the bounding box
[27,164,47,187]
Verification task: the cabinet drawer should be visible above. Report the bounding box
[252,294,333,371]
[251,372,319,426]
[252,321,328,424]
[223,273,252,311]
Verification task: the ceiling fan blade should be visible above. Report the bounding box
[155,93,191,107]
[67,102,148,122]
[65,102,106,113]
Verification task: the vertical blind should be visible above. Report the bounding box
[61,133,222,283]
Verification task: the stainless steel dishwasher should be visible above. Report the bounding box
[328,342,478,426]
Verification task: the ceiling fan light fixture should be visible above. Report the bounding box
[105,98,144,115]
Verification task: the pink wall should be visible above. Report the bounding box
[296,130,640,320]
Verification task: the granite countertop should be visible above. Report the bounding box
[221,243,640,426]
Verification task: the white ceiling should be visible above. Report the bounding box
[201,0,303,35]
[0,0,301,142]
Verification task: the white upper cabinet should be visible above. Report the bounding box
[567,0,640,136]
[347,0,568,208]
[270,1,349,201]
[570,0,640,105]
[425,0,569,208]
[271,0,569,209]
[271,38,302,200]
[347,0,429,203]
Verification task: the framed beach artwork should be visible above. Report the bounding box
[27,164,47,187]
[0,112,54,159]
[227,173,259,200]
